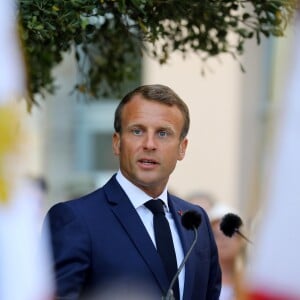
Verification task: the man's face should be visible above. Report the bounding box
[113,95,188,197]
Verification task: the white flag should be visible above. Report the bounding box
[246,14,300,300]
[0,1,25,102]
[0,179,54,300]
[0,1,55,300]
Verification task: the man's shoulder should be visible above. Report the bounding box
[46,187,103,225]
[48,174,119,216]
[168,193,210,225]
[169,194,203,210]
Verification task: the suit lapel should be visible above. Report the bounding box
[103,176,169,293]
[168,196,197,300]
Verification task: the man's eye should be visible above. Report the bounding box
[158,130,168,137]
[132,129,142,135]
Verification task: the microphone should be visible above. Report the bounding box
[220,213,252,243]
[162,210,202,300]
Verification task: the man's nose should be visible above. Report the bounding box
[143,133,157,150]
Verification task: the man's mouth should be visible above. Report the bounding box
[139,159,158,165]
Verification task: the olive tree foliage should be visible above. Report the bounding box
[18,0,297,108]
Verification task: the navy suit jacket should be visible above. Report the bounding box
[45,175,221,299]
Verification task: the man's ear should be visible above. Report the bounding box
[178,138,188,161]
[112,132,120,155]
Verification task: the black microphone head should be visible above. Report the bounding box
[181,210,202,230]
[220,213,243,237]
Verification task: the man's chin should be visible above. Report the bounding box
[134,177,167,196]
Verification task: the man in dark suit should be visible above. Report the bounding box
[45,84,221,300]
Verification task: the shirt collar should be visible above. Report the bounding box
[116,170,169,211]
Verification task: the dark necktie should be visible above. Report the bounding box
[144,199,180,300]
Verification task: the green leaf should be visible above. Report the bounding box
[18,0,297,108]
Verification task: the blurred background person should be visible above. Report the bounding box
[209,203,248,300]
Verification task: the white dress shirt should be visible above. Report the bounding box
[116,170,185,299]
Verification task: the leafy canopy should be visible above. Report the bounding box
[18,0,297,107]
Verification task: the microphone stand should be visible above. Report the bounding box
[162,227,198,300]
